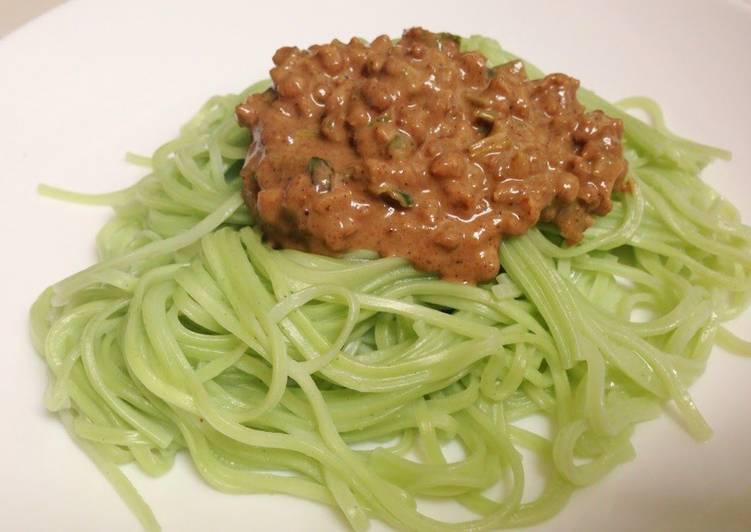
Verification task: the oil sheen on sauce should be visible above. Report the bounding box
[236,27,628,283]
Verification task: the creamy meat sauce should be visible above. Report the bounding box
[236,28,628,283]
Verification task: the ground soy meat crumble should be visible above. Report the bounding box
[236,27,628,283]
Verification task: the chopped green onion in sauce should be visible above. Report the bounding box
[307,157,333,192]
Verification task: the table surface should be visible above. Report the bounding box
[0,0,67,38]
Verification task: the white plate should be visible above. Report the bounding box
[1,0,750,530]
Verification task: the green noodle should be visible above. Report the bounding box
[30,36,750,531]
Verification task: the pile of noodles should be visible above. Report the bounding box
[30,36,751,531]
